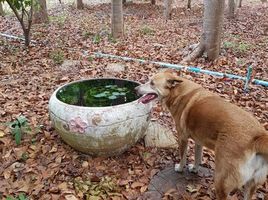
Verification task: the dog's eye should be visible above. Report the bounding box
[150,81,155,86]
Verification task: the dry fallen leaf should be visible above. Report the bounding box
[65,194,78,200]
[0,130,5,137]
[0,2,267,200]
[131,181,144,189]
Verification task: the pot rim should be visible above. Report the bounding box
[49,77,147,109]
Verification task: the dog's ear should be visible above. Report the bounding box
[167,78,183,88]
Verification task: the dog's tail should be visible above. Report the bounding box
[252,132,268,155]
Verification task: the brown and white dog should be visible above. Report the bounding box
[135,70,268,199]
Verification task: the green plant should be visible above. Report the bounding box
[223,41,253,54]
[87,56,94,62]
[82,31,94,39]
[21,152,29,162]
[90,85,129,100]
[49,15,67,27]
[237,42,252,54]
[6,193,28,200]
[92,34,101,44]
[8,115,31,145]
[108,34,117,43]
[49,49,65,65]
[1,0,36,46]
[140,26,155,35]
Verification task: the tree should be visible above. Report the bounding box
[164,0,172,20]
[4,0,34,46]
[237,0,242,7]
[187,0,191,9]
[33,0,48,23]
[111,0,124,38]
[0,2,4,16]
[228,0,235,18]
[76,0,83,9]
[183,0,225,61]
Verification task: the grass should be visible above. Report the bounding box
[48,14,67,27]
[223,40,254,55]
[49,49,65,64]
[140,25,155,35]
[6,193,28,200]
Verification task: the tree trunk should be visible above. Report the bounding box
[183,0,225,61]
[0,2,4,16]
[77,0,84,9]
[6,0,33,47]
[187,0,191,9]
[23,28,31,46]
[237,0,242,7]
[111,0,124,38]
[151,0,156,5]
[228,0,235,18]
[164,0,172,20]
[33,0,48,23]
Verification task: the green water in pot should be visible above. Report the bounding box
[56,79,140,107]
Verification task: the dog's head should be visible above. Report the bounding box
[136,70,183,104]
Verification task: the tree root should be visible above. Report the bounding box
[182,42,205,63]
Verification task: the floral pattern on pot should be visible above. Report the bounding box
[69,117,87,134]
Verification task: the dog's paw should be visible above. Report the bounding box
[188,164,198,174]
[174,163,184,173]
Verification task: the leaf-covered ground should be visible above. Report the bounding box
[0,0,268,199]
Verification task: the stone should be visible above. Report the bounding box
[60,60,81,72]
[137,191,162,200]
[144,122,178,148]
[105,63,126,77]
[146,166,213,198]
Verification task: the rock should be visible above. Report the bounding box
[144,122,178,148]
[60,60,81,72]
[105,63,126,77]
[137,191,162,200]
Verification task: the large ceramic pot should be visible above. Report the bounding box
[48,78,152,156]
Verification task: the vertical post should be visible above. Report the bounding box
[244,65,253,92]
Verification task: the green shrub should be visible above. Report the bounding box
[140,26,155,35]
[49,49,65,65]
[7,115,31,145]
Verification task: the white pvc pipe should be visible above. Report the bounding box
[0,33,37,43]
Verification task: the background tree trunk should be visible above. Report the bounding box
[237,0,242,7]
[111,0,124,38]
[0,2,5,16]
[187,0,191,9]
[33,0,49,23]
[164,0,172,20]
[228,0,235,18]
[202,0,225,60]
[151,0,156,5]
[77,0,84,9]
[183,0,225,61]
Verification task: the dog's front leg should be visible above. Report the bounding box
[188,144,203,173]
[175,139,188,172]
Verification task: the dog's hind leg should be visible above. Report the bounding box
[243,180,256,200]
[214,150,237,200]
[188,144,203,173]
[215,172,228,200]
[175,139,188,172]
